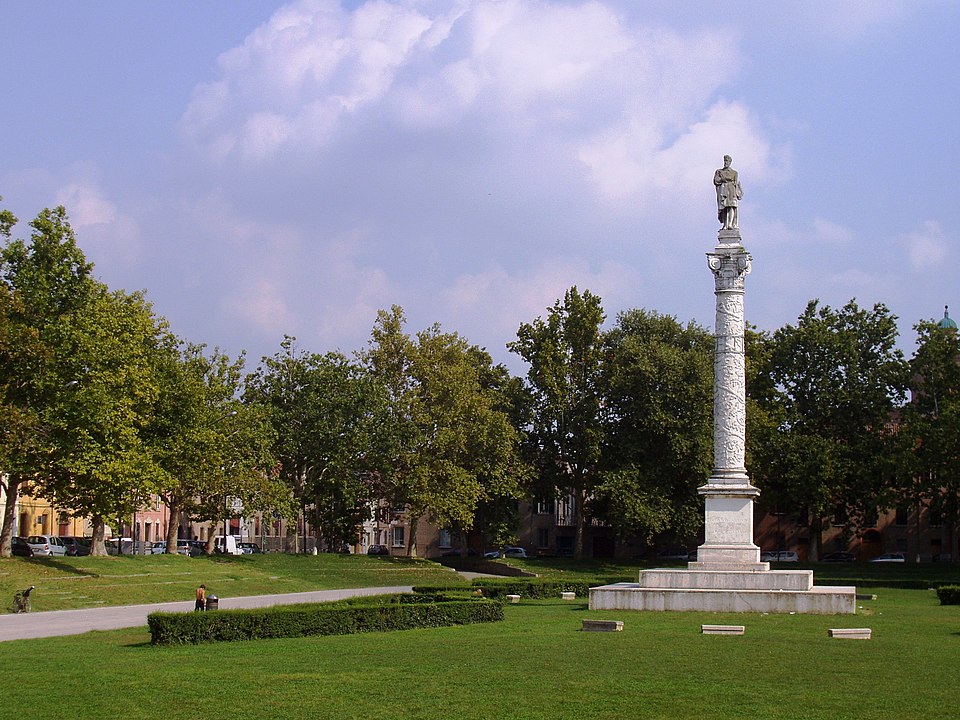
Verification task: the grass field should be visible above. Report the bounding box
[1,584,958,719]
[2,558,960,718]
[0,553,463,611]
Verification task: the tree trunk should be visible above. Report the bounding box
[808,514,823,561]
[164,501,181,553]
[573,488,586,560]
[0,474,23,558]
[89,516,108,556]
[407,516,418,558]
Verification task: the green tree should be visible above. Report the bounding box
[508,287,605,559]
[595,309,713,544]
[365,308,523,556]
[246,338,393,552]
[900,317,960,560]
[0,206,97,556]
[148,343,287,554]
[38,286,167,555]
[752,299,909,559]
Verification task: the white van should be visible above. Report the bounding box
[214,535,243,555]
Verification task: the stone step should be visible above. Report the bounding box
[582,619,623,632]
[701,624,745,635]
[640,569,813,591]
[829,628,871,639]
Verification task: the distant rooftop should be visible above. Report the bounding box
[938,305,958,330]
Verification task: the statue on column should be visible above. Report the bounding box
[714,155,742,230]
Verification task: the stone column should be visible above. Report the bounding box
[691,230,766,570]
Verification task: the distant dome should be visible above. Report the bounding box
[939,305,958,330]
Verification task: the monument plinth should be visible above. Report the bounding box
[589,157,856,614]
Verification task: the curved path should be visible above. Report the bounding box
[0,585,413,642]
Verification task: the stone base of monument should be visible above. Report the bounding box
[588,568,856,614]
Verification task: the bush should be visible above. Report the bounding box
[148,593,503,645]
[413,577,631,600]
[936,585,960,605]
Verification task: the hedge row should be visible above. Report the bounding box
[825,578,948,590]
[937,585,960,605]
[147,593,503,645]
[413,577,631,599]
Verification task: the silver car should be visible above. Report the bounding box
[25,535,67,556]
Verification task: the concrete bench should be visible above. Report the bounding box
[701,624,745,635]
[829,628,871,640]
[582,619,623,632]
[506,594,521,604]
[561,592,576,600]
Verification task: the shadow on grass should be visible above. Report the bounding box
[30,558,101,577]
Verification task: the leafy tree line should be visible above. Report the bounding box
[2,203,958,560]
[0,205,288,556]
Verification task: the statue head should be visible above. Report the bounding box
[723,154,732,166]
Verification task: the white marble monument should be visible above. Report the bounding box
[589,157,856,614]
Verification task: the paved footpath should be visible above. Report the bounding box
[0,586,413,642]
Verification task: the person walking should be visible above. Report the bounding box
[195,583,206,611]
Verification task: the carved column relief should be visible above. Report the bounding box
[707,249,751,479]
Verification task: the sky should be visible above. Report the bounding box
[2,0,958,373]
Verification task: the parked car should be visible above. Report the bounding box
[239,542,264,554]
[484,546,529,559]
[761,550,799,562]
[366,544,389,556]
[105,537,134,555]
[12,537,34,557]
[440,547,477,557]
[821,551,856,562]
[58,536,91,557]
[188,540,209,557]
[150,540,172,554]
[214,535,243,555]
[870,552,905,563]
[25,535,67,557]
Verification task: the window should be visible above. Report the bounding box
[537,528,549,549]
[535,498,553,515]
[392,526,405,548]
[928,507,943,528]
[895,506,909,526]
[438,529,452,548]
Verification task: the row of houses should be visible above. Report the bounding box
[3,479,952,562]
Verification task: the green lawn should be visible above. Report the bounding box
[0,553,463,611]
[1,587,958,719]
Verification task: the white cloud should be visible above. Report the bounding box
[904,220,948,270]
[222,277,295,333]
[54,180,142,268]
[180,0,780,197]
[811,218,856,245]
[578,100,782,210]
[438,258,640,345]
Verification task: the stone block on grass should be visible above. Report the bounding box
[828,628,871,639]
[701,624,745,635]
[582,619,623,632]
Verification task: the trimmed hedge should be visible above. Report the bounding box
[413,577,632,600]
[937,585,960,605]
[148,593,503,645]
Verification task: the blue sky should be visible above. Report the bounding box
[2,0,957,372]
